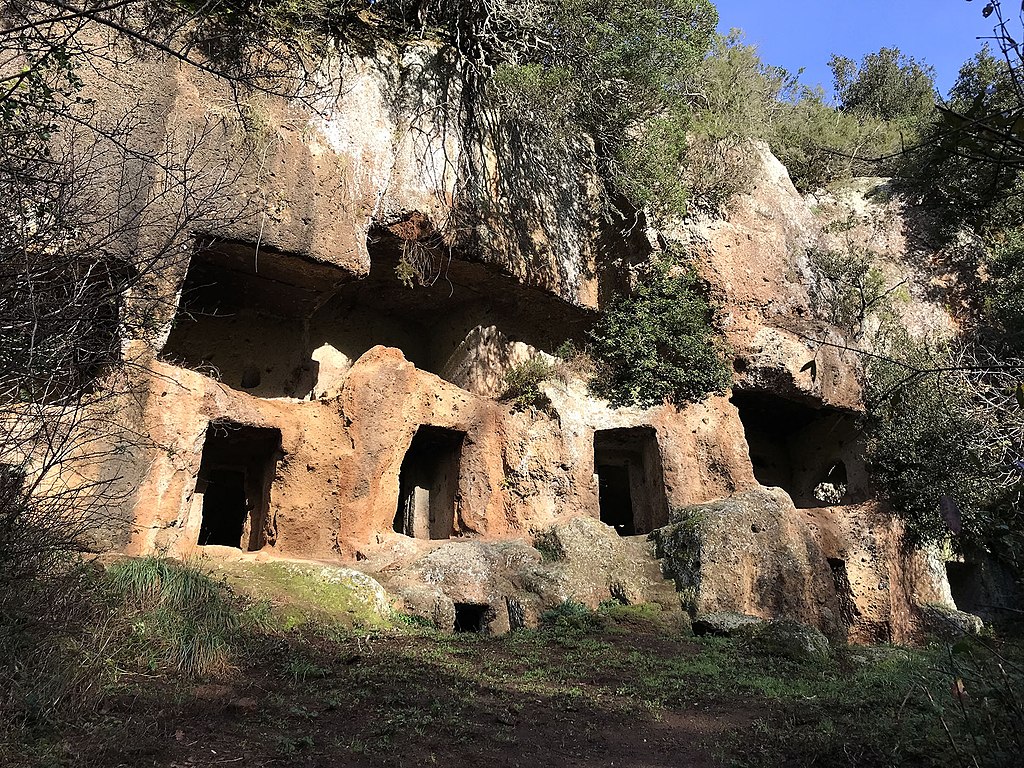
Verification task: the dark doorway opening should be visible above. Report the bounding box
[198,468,247,546]
[394,426,465,540]
[946,562,984,614]
[597,465,634,535]
[593,427,669,536]
[731,390,864,508]
[196,421,281,550]
[827,557,859,627]
[454,603,490,633]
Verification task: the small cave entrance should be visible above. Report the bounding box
[731,390,864,508]
[946,562,985,614]
[393,426,465,540]
[195,421,281,550]
[593,427,669,536]
[454,603,492,633]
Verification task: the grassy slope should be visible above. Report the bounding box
[3,559,1016,768]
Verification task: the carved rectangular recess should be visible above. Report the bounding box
[593,426,669,536]
[393,426,465,540]
[195,421,281,550]
[731,390,865,508]
[453,603,492,633]
[160,237,595,399]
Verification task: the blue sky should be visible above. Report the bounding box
[713,0,1007,100]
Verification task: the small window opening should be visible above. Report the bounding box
[827,558,859,627]
[594,427,669,536]
[732,390,863,508]
[454,603,490,633]
[946,562,984,613]
[196,421,281,550]
[240,365,261,389]
[394,426,465,540]
[814,461,849,504]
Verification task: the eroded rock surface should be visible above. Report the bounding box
[46,37,974,643]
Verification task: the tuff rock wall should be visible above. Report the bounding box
[63,32,964,643]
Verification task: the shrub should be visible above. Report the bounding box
[539,600,597,632]
[895,46,1024,231]
[863,332,1019,556]
[587,256,730,408]
[807,245,889,336]
[499,356,559,411]
[469,0,719,217]
[984,227,1024,349]
[770,91,907,191]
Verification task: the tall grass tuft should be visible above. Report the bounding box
[105,557,239,677]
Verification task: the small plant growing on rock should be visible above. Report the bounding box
[500,356,559,412]
[808,246,889,337]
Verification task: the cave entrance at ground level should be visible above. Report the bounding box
[946,562,984,614]
[731,390,864,508]
[454,603,491,633]
[196,422,281,550]
[593,427,669,536]
[394,426,465,540]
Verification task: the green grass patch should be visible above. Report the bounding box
[212,560,393,632]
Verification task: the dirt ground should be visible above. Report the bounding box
[49,622,768,768]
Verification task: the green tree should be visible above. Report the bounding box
[587,257,730,408]
[898,45,1024,229]
[453,0,719,216]
[830,47,936,122]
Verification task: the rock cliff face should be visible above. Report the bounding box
[67,34,963,643]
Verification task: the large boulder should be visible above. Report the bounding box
[652,487,844,639]
[920,604,984,640]
[747,619,831,662]
[382,516,683,633]
[692,611,764,637]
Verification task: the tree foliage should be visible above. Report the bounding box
[898,45,1024,229]
[864,333,1024,566]
[472,0,718,216]
[0,0,276,728]
[587,256,730,408]
[830,47,936,123]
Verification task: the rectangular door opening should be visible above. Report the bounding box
[594,427,669,536]
[195,421,281,550]
[393,425,465,540]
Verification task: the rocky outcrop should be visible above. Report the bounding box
[652,488,949,644]
[44,30,974,644]
[654,489,847,638]
[376,515,681,632]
